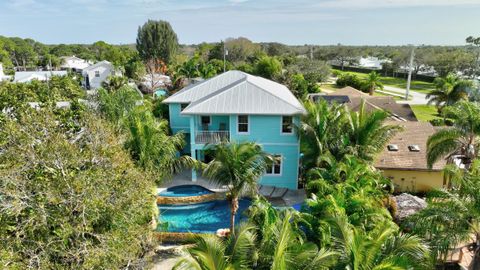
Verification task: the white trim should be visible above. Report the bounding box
[266,154,282,176]
[237,115,250,135]
[280,115,294,135]
[260,142,299,146]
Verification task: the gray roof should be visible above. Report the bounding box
[14,71,67,83]
[163,70,305,115]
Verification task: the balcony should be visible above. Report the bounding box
[195,130,230,144]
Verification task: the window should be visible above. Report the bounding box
[387,144,398,151]
[266,155,282,175]
[408,145,420,152]
[95,70,100,77]
[201,116,211,126]
[238,115,249,133]
[282,116,293,134]
[180,103,189,111]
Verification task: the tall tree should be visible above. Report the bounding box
[136,20,179,65]
[427,74,472,111]
[427,101,480,169]
[202,142,271,232]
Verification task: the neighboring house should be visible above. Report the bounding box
[374,121,446,192]
[60,56,91,71]
[163,70,306,189]
[357,57,389,70]
[0,63,12,81]
[13,70,67,83]
[82,61,119,90]
[309,87,418,121]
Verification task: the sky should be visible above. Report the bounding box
[0,0,479,46]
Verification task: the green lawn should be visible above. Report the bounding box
[334,70,436,94]
[410,105,440,122]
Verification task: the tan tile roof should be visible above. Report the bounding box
[321,87,418,121]
[374,121,446,171]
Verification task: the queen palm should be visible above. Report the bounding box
[427,74,472,111]
[364,71,383,96]
[427,101,480,169]
[203,141,271,232]
[346,101,402,162]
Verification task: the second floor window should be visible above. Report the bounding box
[180,103,189,111]
[95,71,100,77]
[201,116,211,126]
[266,155,282,175]
[282,116,293,134]
[238,115,249,133]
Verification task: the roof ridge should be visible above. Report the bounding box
[182,76,247,113]
[244,75,304,110]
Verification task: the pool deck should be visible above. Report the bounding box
[158,170,306,207]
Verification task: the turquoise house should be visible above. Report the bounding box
[163,71,306,189]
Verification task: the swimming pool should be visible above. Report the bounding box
[158,199,251,233]
[159,185,214,197]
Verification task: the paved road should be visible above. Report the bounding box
[382,85,429,105]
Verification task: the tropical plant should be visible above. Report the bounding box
[346,101,402,162]
[364,71,384,96]
[176,200,337,270]
[202,142,271,232]
[101,75,129,92]
[407,160,480,267]
[426,101,480,169]
[253,56,282,80]
[0,109,156,269]
[427,74,473,111]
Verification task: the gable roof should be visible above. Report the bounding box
[333,86,369,97]
[163,70,306,115]
[82,60,112,72]
[13,71,67,83]
[374,121,446,171]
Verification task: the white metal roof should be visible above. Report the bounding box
[13,71,68,83]
[163,70,305,115]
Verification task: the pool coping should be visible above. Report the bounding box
[157,192,226,205]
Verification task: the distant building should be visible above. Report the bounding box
[82,61,120,90]
[374,121,446,192]
[60,56,91,71]
[13,70,67,83]
[357,57,388,70]
[308,87,418,121]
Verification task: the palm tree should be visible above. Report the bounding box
[332,215,431,270]
[427,74,473,111]
[298,100,350,170]
[101,75,129,92]
[364,71,383,96]
[346,101,403,162]
[202,141,271,232]
[408,160,480,268]
[176,202,337,270]
[427,101,480,169]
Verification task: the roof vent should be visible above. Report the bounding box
[387,144,399,151]
[408,145,420,152]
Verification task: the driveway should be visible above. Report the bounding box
[382,85,429,105]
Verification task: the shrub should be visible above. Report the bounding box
[335,73,365,91]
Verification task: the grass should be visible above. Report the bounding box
[318,83,408,101]
[334,70,436,94]
[410,105,441,122]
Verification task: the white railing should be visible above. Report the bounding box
[195,131,230,144]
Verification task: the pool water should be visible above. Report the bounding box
[158,199,251,233]
[159,185,214,197]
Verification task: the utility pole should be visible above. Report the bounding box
[405,46,415,100]
[223,41,228,73]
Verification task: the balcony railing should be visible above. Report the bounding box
[195,131,230,144]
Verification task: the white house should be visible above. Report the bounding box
[13,71,67,83]
[60,56,91,71]
[0,63,12,81]
[358,57,389,70]
[82,60,120,90]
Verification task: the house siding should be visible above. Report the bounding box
[169,103,301,189]
[379,169,444,193]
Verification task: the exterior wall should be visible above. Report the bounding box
[167,107,302,190]
[379,169,444,193]
[83,63,114,89]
